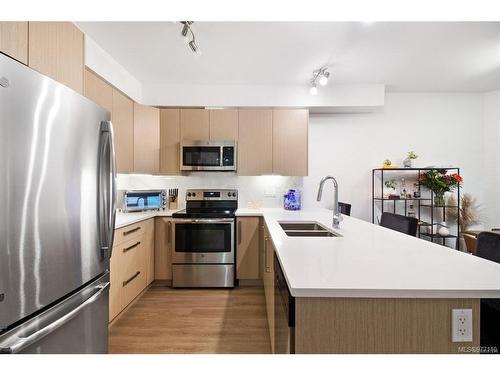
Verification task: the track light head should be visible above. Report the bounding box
[179,21,201,56]
[309,67,331,93]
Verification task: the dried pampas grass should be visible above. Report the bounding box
[446,193,481,232]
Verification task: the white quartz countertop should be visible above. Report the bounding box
[115,210,177,229]
[115,207,500,298]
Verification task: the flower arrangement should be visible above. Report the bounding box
[418,169,463,206]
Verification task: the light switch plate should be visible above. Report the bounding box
[452,309,473,342]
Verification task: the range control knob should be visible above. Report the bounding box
[232,192,237,197]
[187,192,192,197]
[227,192,231,197]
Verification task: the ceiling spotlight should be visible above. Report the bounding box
[318,71,330,86]
[188,40,201,56]
[179,21,201,56]
[309,67,331,94]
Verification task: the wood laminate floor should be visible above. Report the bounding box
[109,286,271,354]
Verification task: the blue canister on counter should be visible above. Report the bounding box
[283,189,301,210]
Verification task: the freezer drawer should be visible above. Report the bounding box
[0,273,109,354]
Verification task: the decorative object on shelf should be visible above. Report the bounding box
[383,159,393,168]
[384,179,397,198]
[446,193,481,232]
[283,189,301,210]
[400,178,407,199]
[408,203,416,218]
[438,221,450,237]
[403,151,418,168]
[413,183,421,198]
[418,169,462,206]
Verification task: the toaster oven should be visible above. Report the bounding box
[123,190,167,212]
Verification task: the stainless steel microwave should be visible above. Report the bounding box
[123,190,167,212]
[180,140,237,171]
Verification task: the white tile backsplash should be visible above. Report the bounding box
[117,173,303,209]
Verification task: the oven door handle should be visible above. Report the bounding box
[173,218,235,224]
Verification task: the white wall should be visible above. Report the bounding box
[483,91,500,229]
[83,35,143,102]
[302,93,487,224]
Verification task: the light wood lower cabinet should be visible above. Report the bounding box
[28,22,84,94]
[236,217,261,280]
[154,217,173,280]
[109,219,154,322]
[263,223,275,353]
[0,22,28,64]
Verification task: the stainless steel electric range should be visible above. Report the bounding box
[171,189,238,288]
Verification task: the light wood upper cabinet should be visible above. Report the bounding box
[238,109,273,175]
[209,109,238,140]
[84,68,113,113]
[112,89,134,174]
[155,217,173,280]
[28,22,84,94]
[180,109,210,140]
[0,22,28,64]
[272,109,309,176]
[159,109,181,175]
[236,217,261,280]
[134,103,160,174]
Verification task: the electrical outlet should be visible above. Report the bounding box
[452,309,473,342]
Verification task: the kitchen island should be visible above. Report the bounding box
[238,208,500,353]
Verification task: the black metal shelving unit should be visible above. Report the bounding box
[372,167,461,249]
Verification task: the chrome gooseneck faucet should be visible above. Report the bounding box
[317,175,342,229]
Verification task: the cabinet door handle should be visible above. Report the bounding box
[123,271,140,286]
[264,236,269,272]
[123,241,141,253]
[123,226,141,236]
[238,221,242,245]
[167,221,172,244]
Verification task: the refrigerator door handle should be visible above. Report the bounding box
[0,282,110,354]
[98,121,117,259]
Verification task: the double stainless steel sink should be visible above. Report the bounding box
[279,221,341,237]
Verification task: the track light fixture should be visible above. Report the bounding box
[309,67,330,94]
[180,21,201,56]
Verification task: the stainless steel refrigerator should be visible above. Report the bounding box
[0,53,116,353]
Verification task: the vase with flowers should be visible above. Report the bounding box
[418,169,463,206]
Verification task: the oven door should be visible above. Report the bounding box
[172,218,235,263]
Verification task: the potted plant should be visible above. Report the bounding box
[403,151,418,168]
[384,179,398,198]
[418,169,462,206]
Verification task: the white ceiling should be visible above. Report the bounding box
[77,22,500,92]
